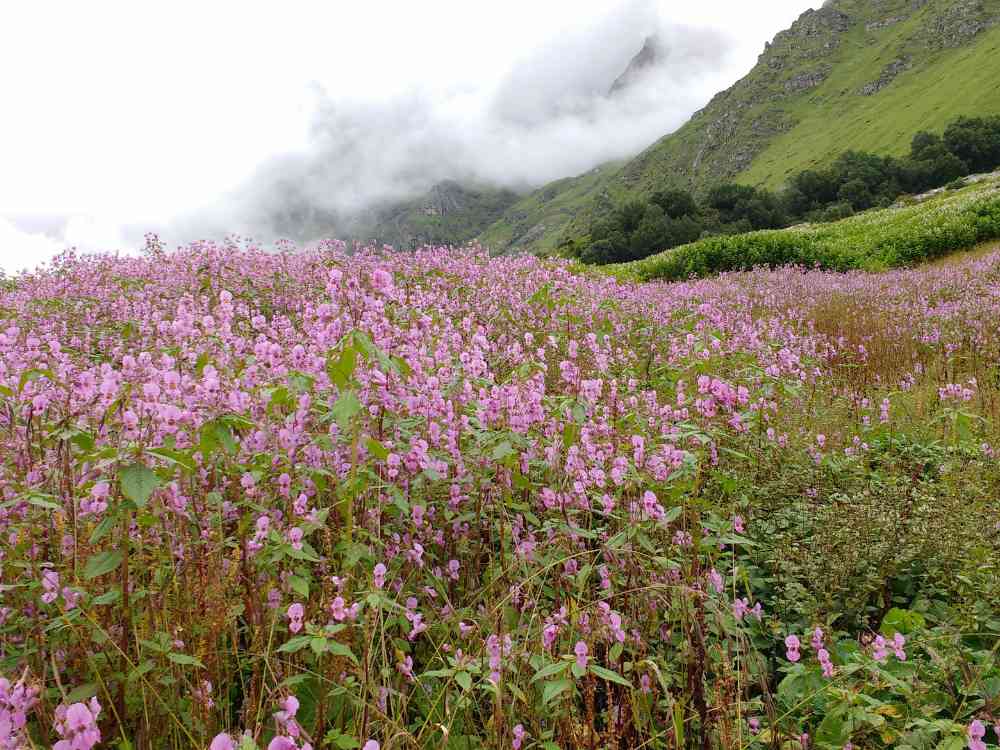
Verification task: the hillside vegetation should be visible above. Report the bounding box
[478,0,1000,255]
[619,172,1000,281]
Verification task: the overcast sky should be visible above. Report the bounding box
[0,0,816,273]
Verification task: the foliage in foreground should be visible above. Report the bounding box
[622,176,1000,282]
[1,242,1000,749]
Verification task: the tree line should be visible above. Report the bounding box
[571,115,1000,265]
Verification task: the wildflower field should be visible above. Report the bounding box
[623,175,1000,282]
[2,240,1000,749]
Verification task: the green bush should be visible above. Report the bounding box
[627,178,1000,281]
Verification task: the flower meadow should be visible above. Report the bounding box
[1,238,1000,749]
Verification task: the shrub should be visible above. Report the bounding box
[628,177,1000,281]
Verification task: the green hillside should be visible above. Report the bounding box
[351,181,520,250]
[479,0,1000,255]
[617,172,1000,281]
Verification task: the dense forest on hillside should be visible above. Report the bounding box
[568,115,1000,265]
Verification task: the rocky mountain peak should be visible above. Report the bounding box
[608,34,663,96]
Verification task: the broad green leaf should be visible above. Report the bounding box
[455,671,472,691]
[325,640,358,665]
[23,493,61,511]
[589,664,632,688]
[531,661,569,682]
[194,352,211,376]
[289,575,310,598]
[65,683,99,702]
[880,607,926,636]
[120,464,161,507]
[277,636,312,654]
[542,678,573,705]
[146,446,196,472]
[492,441,514,461]
[84,550,123,580]
[18,368,58,394]
[331,391,362,429]
[92,587,121,606]
[89,513,118,544]
[365,437,389,460]
[326,346,358,389]
[325,731,361,750]
[127,660,156,682]
[816,705,851,746]
[167,652,206,668]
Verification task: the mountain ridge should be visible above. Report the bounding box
[478,0,1000,255]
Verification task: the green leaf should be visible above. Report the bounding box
[22,492,61,511]
[66,429,96,453]
[455,671,472,692]
[199,418,237,457]
[880,608,926,636]
[92,587,121,606]
[492,441,514,461]
[327,732,361,750]
[84,550,123,580]
[816,704,851,746]
[277,636,312,654]
[89,513,118,544]
[194,352,211,376]
[127,660,156,682]
[542,678,573,705]
[325,640,358,665]
[609,642,624,663]
[531,661,570,682]
[562,422,580,449]
[167,652,205,668]
[66,683,99,702]
[365,437,389,460]
[326,346,358,389]
[331,391,363,429]
[289,575,310,598]
[589,664,632,688]
[146,446,196,472]
[120,464,161,508]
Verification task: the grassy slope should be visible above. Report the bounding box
[478,0,1000,255]
[477,161,623,255]
[615,173,1000,281]
[349,182,520,250]
[743,22,1000,187]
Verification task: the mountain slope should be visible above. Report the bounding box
[349,182,520,250]
[478,0,1000,255]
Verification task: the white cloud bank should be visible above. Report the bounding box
[0,0,816,273]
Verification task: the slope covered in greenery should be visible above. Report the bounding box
[479,0,1000,255]
[351,181,520,250]
[619,172,1000,281]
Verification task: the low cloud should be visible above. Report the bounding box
[1,0,743,265]
[175,2,737,243]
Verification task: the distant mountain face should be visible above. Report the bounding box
[608,35,662,96]
[478,0,1000,255]
[345,182,521,250]
[266,31,662,251]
